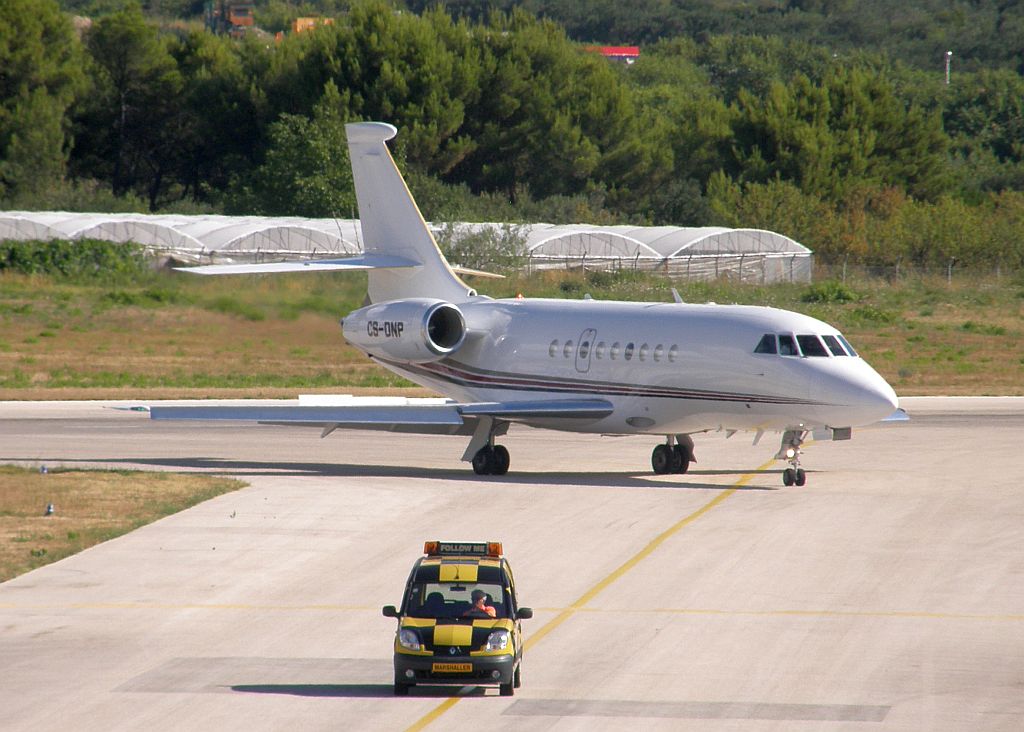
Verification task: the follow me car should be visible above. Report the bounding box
[382,541,533,696]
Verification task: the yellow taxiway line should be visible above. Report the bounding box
[404,460,772,732]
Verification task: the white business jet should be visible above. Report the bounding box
[151,122,904,485]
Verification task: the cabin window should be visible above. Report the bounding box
[624,342,635,361]
[822,335,848,356]
[639,344,649,362]
[549,340,559,358]
[778,335,799,356]
[579,340,591,359]
[797,334,829,357]
[653,344,664,362]
[563,341,574,358]
[668,345,679,363]
[595,341,606,359]
[610,342,620,360]
[837,334,859,357]
[754,334,777,354]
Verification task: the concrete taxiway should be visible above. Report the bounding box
[0,397,1022,731]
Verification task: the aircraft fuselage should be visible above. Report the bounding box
[369,297,898,436]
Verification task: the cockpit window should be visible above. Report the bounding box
[822,335,848,356]
[797,335,829,357]
[837,334,859,357]
[754,334,777,354]
[778,335,798,356]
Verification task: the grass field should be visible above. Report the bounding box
[1,267,1022,398]
[0,466,243,582]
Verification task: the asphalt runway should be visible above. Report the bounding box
[1,397,1022,731]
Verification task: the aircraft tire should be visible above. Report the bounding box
[672,444,690,474]
[472,446,495,475]
[651,444,672,474]
[795,468,806,486]
[492,445,510,475]
[783,468,795,486]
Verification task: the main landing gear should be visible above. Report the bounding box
[778,429,807,486]
[472,444,510,475]
[651,435,695,475]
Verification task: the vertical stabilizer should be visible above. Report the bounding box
[346,122,471,304]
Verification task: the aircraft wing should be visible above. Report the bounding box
[148,398,614,435]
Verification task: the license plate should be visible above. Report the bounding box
[431,662,472,673]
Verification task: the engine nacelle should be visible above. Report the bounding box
[342,298,466,363]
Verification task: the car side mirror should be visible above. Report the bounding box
[382,605,398,618]
[516,607,533,620]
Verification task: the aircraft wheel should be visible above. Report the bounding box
[472,446,495,475]
[672,444,690,474]
[795,468,806,486]
[492,445,510,475]
[783,468,795,486]
[651,444,672,474]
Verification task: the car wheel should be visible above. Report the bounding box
[513,663,522,689]
[394,682,410,696]
[500,681,514,696]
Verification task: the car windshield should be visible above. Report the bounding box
[406,582,508,619]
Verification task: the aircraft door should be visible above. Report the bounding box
[575,328,596,373]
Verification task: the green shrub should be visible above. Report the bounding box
[0,240,150,283]
[801,280,860,303]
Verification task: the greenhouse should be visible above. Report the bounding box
[0,212,812,282]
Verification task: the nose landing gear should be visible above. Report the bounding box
[777,430,807,486]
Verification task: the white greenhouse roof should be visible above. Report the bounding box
[0,212,810,262]
[521,224,809,259]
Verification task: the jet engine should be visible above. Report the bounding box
[342,298,466,363]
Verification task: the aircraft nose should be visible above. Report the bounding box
[812,362,900,426]
[863,374,899,414]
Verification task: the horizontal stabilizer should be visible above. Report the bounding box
[174,254,421,276]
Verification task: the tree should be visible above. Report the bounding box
[173,30,266,201]
[706,172,841,258]
[72,3,186,209]
[729,67,948,202]
[229,81,357,217]
[0,0,84,201]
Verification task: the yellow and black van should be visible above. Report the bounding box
[382,541,533,696]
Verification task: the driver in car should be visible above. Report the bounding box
[462,589,496,618]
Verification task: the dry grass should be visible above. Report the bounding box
[0,466,243,582]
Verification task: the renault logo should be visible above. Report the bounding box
[449,647,458,655]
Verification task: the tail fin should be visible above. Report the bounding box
[346,122,472,304]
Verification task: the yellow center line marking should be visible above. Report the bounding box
[570,607,1024,623]
[404,459,773,732]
